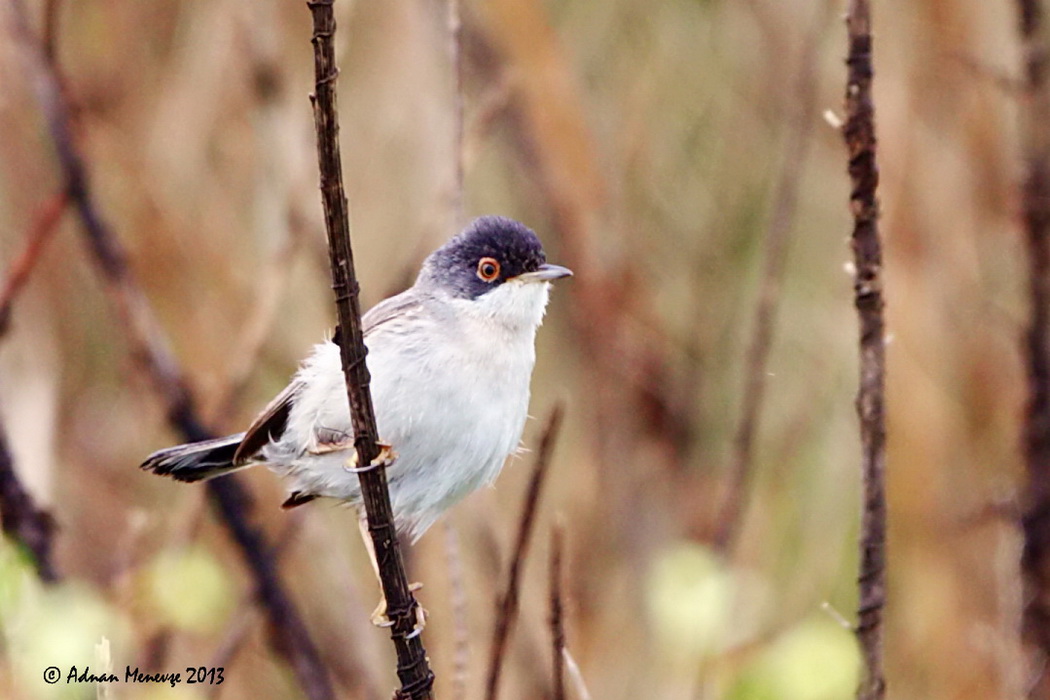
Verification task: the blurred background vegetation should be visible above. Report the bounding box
[0,0,1028,698]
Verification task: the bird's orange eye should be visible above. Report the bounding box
[477,257,500,282]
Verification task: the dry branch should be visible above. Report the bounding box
[1015,0,1050,696]
[7,4,335,698]
[305,2,434,697]
[446,0,465,226]
[444,522,471,700]
[714,5,826,552]
[0,191,68,336]
[549,522,566,700]
[841,2,887,698]
[0,409,58,582]
[484,404,564,700]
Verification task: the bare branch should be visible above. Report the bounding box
[305,1,434,697]
[841,1,887,698]
[549,522,565,700]
[485,404,565,700]
[0,191,68,337]
[444,522,471,700]
[0,409,58,582]
[6,4,335,697]
[446,0,465,225]
[1014,0,1050,696]
[714,4,827,552]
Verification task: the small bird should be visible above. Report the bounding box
[141,215,571,546]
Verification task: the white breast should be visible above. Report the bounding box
[268,280,550,541]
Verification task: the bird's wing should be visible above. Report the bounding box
[234,289,424,464]
[233,379,299,464]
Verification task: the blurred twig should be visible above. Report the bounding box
[446,0,465,225]
[0,191,68,336]
[305,2,434,697]
[7,3,335,698]
[206,513,303,691]
[42,0,59,60]
[1015,0,1050,696]
[484,404,564,700]
[0,409,58,582]
[549,522,565,700]
[444,522,471,700]
[206,224,303,423]
[713,4,826,553]
[562,648,591,700]
[841,2,887,699]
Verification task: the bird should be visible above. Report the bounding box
[141,214,571,556]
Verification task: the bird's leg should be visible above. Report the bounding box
[357,514,427,634]
[308,427,355,456]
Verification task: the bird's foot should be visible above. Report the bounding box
[370,581,426,634]
[344,441,397,474]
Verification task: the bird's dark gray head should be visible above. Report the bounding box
[418,216,571,299]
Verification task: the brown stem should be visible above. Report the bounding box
[7,4,335,697]
[444,522,471,700]
[0,191,69,337]
[448,0,465,226]
[549,522,566,700]
[842,2,887,699]
[484,404,564,700]
[1015,0,1050,696]
[713,3,827,552]
[305,1,434,697]
[0,409,58,582]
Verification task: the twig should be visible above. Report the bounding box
[205,225,303,423]
[549,522,565,700]
[7,5,335,698]
[305,2,434,697]
[0,408,58,582]
[206,513,304,694]
[484,404,564,700]
[561,648,591,700]
[447,0,465,225]
[444,522,471,700]
[841,2,887,699]
[0,191,68,336]
[1015,0,1050,696]
[42,0,60,61]
[713,3,827,552]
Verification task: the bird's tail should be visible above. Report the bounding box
[141,433,251,483]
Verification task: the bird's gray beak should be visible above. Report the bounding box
[515,263,573,283]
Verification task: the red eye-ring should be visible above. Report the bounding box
[477,257,500,282]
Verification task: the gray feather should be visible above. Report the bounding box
[141,433,250,482]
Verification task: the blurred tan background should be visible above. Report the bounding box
[0,0,1030,698]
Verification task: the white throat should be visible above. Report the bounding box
[455,279,552,333]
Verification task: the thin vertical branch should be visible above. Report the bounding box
[842,2,887,699]
[484,404,565,700]
[561,648,592,700]
[42,0,60,60]
[713,4,827,552]
[0,410,58,582]
[444,522,471,700]
[549,522,565,700]
[1015,0,1050,696]
[447,0,465,225]
[305,2,434,697]
[6,4,335,698]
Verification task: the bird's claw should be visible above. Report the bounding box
[345,441,397,473]
[370,581,426,633]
